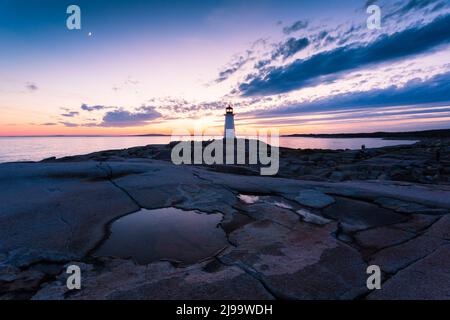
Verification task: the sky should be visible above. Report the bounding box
[1,0,450,136]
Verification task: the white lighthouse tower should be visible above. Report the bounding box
[224,105,235,139]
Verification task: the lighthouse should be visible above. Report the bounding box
[224,105,235,139]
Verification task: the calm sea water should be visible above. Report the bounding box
[0,136,417,163]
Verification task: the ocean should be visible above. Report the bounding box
[0,136,417,163]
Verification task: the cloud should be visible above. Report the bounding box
[242,105,450,131]
[282,20,308,35]
[254,70,450,117]
[365,0,377,6]
[216,52,254,83]
[26,82,38,91]
[395,0,441,15]
[125,76,139,85]
[61,111,79,117]
[155,98,235,115]
[60,121,79,127]
[384,0,446,21]
[98,106,161,127]
[251,37,310,73]
[430,1,447,12]
[272,37,309,59]
[81,103,107,112]
[254,59,271,70]
[239,14,450,96]
[41,122,58,126]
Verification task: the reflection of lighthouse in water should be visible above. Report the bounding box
[224,105,235,139]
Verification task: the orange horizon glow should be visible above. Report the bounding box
[2,115,449,137]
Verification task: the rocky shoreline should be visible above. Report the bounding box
[1,139,450,299]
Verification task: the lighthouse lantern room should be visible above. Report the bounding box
[224,105,235,139]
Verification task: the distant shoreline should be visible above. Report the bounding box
[282,129,450,139]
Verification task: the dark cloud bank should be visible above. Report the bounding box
[255,70,450,117]
[59,105,161,128]
[98,106,161,127]
[239,14,450,96]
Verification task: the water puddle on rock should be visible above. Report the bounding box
[94,208,228,265]
[238,194,260,204]
[238,194,294,209]
[323,197,406,229]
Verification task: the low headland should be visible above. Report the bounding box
[282,128,450,139]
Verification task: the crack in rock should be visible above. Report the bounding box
[97,162,142,208]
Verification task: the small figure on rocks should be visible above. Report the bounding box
[356,144,368,160]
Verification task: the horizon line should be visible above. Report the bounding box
[1,128,449,138]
